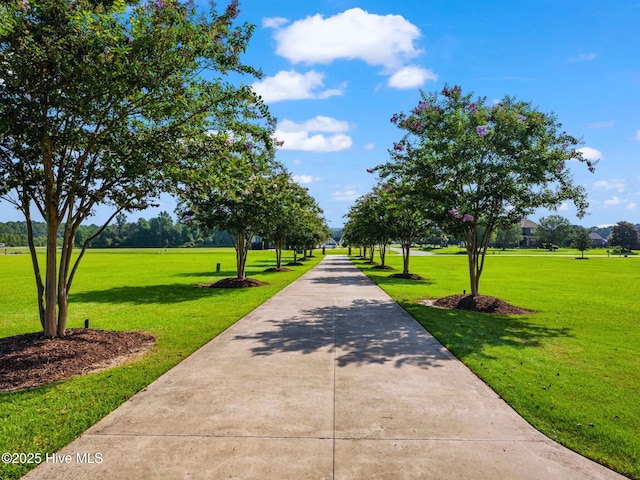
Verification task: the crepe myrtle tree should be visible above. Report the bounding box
[260,174,322,270]
[177,137,281,280]
[378,85,596,296]
[285,204,330,264]
[352,189,395,266]
[0,0,273,337]
[378,180,433,277]
[343,193,383,264]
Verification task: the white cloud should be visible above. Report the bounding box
[263,17,289,29]
[332,190,361,201]
[577,147,603,161]
[586,120,615,129]
[251,70,345,103]
[272,8,422,72]
[292,174,320,184]
[276,116,353,152]
[594,179,627,193]
[570,53,597,62]
[364,143,375,151]
[628,202,638,210]
[387,65,437,89]
[604,196,622,207]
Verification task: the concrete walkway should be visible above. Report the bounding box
[24,255,625,479]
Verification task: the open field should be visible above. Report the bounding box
[355,253,639,479]
[417,245,639,256]
[0,248,321,480]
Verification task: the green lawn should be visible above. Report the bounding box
[0,248,321,480]
[420,245,637,256]
[354,253,639,480]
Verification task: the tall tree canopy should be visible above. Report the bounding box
[377,85,595,296]
[0,0,273,337]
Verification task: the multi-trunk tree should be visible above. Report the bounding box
[377,85,596,296]
[177,138,280,280]
[0,0,272,337]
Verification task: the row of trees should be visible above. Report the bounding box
[535,216,640,250]
[0,214,233,248]
[0,1,326,338]
[345,85,596,296]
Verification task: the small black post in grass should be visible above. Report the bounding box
[216,263,221,273]
[84,319,89,329]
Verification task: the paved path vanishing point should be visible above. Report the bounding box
[23,255,626,480]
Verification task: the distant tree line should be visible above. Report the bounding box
[0,212,236,248]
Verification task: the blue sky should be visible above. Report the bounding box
[2,0,639,228]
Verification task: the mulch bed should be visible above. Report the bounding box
[388,273,426,280]
[203,277,269,288]
[0,329,155,392]
[426,294,532,315]
[264,267,292,272]
[371,265,394,270]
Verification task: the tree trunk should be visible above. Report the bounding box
[402,242,411,276]
[24,205,46,329]
[466,228,479,297]
[378,242,387,267]
[275,244,283,268]
[44,216,60,338]
[234,233,247,279]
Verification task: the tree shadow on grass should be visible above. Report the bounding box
[69,282,253,305]
[173,270,238,278]
[401,301,575,362]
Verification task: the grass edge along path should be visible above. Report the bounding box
[0,248,322,480]
[352,253,639,480]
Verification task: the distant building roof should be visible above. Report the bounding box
[588,232,605,240]
[521,219,538,228]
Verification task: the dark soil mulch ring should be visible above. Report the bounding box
[426,294,532,315]
[203,277,269,288]
[371,265,394,270]
[0,329,155,392]
[388,273,426,280]
[285,262,304,266]
[264,267,292,272]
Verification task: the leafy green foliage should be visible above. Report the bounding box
[0,0,271,336]
[571,227,591,258]
[377,85,596,295]
[537,214,575,248]
[610,221,639,249]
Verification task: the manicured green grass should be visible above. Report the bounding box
[0,248,321,480]
[354,253,640,480]
[423,245,637,256]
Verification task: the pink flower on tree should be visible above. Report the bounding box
[476,125,489,137]
[393,142,404,151]
[462,214,474,222]
[448,208,463,219]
